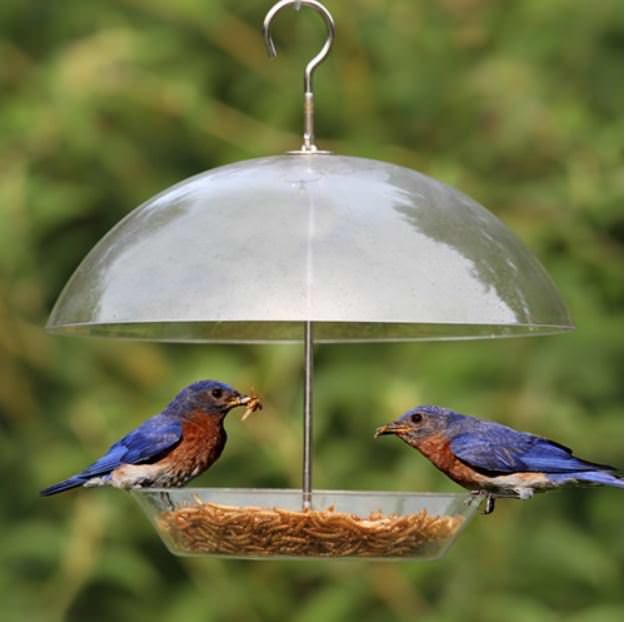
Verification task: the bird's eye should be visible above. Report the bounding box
[211,388,224,399]
[411,413,423,424]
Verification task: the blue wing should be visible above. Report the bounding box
[450,423,613,475]
[77,415,182,479]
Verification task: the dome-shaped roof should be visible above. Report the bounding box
[47,154,573,342]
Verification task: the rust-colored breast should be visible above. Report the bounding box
[412,433,489,488]
[156,410,226,484]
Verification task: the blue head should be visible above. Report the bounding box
[375,405,468,443]
[165,380,254,418]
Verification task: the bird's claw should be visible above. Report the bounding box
[468,490,496,515]
[479,493,496,515]
[158,491,175,512]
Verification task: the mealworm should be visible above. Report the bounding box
[159,502,464,558]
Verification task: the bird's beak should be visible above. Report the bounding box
[374,422,411,438]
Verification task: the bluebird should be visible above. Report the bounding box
[375,405,623,514]
[40,380,262,496]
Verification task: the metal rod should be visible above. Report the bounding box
[303,320,314,509]
[303,91,315,152]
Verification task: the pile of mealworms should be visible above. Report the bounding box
[158,501,464,558]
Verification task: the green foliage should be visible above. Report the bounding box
[0,1,622,621]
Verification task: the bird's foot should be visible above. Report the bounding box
[513,486,534,500]
[482,494,496,515]
[158,491,175,512]
[468,490,496,515]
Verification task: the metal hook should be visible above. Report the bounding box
[263,0,336,153]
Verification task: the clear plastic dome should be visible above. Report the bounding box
[47,154,573,342]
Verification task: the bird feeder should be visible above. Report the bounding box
[47,0,573,559]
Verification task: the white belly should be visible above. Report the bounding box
[485,472,557,499]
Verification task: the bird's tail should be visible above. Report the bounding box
[40,476,85,497]
[578,470,623,488]
[551,470,623,489]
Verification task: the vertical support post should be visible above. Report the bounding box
[302,91,316,152]
[302,320,314,509]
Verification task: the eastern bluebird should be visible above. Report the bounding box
[40,380,261,496]
[375,405,623,513]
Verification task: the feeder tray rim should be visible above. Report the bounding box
[131,487,480,500]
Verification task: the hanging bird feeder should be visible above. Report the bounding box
[47,0,573,559]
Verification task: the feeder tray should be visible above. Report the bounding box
[133,489,481,560]
[47,0,573,559]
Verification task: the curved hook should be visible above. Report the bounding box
[263,0,335,93]
[263,0,336,152]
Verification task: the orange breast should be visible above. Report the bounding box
[157,410,226,480]
[413,433,489,488]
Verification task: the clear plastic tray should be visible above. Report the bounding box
[132,488,481,560]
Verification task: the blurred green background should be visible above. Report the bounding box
[0,0,623,621]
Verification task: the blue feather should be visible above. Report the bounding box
[78,415,182,478]
[517,441,615,474]
[546,471,624,488]
[451,423,617,476]
[40,415,182,496]
[40,477,86,496]
[450,427,535,473]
